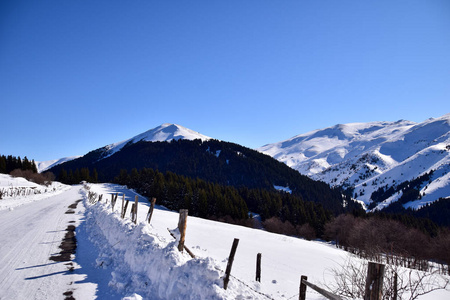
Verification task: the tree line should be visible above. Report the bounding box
[0,154,56,185]
[111,167,335,236]
[57,167,98,184]
[0,154,37,174]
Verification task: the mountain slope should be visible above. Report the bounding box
[102,123,211,159]
[48,124,362,218]
[259,114,450,211]
[38,124,210,172]
[37,156,81,173]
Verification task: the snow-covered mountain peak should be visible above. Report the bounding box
[40,124,212,170]
[103,123,211,158]
[259,115,450,210]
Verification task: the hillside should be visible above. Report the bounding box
[49,137,356,218]
[259,114,450,214]
[1,179,448,299]
[37,124,209,172]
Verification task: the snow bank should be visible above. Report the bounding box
[0,174,70,211]
[81,189,262,300]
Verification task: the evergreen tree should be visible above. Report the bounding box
[91,168,98,183]
[0,155,6,174]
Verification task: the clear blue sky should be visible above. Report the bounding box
[1,0,449,161]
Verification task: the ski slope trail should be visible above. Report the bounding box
[0,185,92,300]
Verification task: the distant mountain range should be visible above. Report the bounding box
[47,124,352,215]
[259,114,450,211]
[42,115,450,215]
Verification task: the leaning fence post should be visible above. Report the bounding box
[256,253,262,282]
[178,209,188,252]
[364,262,385,300]
[224,238,239,290]
[299,275,308,300]
[122,200,129,219]
[147,197,156,224]
[133,195,138,224]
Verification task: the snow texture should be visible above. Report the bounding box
[259,114,450,209]
[0,177,448,299]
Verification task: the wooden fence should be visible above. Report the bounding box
[0,186,51,199]
[82,186,447,299]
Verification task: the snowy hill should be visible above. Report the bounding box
[101,123,211,159]
[259,114,450,211]
[37,156,81,173]
[38,124,211,172]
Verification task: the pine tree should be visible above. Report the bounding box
[92,168,98,183]
[0,155,6,174]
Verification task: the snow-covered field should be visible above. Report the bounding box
[0,174,70,211]
[0,176,449,299]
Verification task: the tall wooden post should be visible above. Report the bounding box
[299,275,308,300]
[178,209,188,252]
[224,238,239,290]
[256,253,262,282]
[393,272,398,300]
[121,194,125,217]
[364,262,385,300]
[134,195,139,224]
[147,197,156,224]
[131,203,135,220]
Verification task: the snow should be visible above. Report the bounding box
[274,185,292,194]
[36,156,81,173]
[0,174,70,211]
[103,123,211,159]
[259,114,450,210]
[1,175,449,299]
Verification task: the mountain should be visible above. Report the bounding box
[100,123,211,159]
[48,124,359,218]
[259,114,450,213]
[38,124,209,173]
[37,156,81,173]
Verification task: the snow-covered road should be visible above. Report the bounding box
[0,186,89,299]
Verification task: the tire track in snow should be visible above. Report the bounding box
[0,186,84,300]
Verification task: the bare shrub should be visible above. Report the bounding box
[10,169,55,186]
[326,256,450,300]
[296,223,316,240]
[263,217,297,236]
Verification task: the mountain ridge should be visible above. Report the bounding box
[38,123,210,172]
[259,114,450,212]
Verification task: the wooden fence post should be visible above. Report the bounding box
[111,194,118,211]
[224,238,239,290]
[147,197,156,224]
[121,194,125,217]
[131,203,135,221]
[122,200,129,219]
[178,209,188,252]
[299,275,308,300]
[364,262,385,300]
[133,195,138,224]
[256,253,262,282]
[393,271,398,300]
